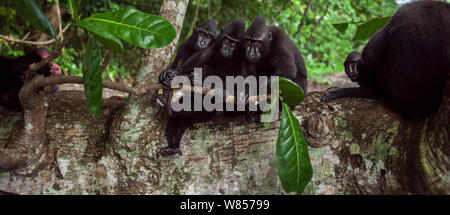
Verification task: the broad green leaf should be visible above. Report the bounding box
[76,20,124,54]
[78,8,176,49]
[353,16,391,40]
[278,77,304,106]
[277,102,313,194]
[13,0,57,39]
[82,36,103,118]
[332,23,349,34]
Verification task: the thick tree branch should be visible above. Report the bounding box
[19,76,142,110]
[0,92,52,172]
[19,73,271,110]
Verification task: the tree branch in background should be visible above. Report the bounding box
[308,2,331,42]
[272,0,290,24]
[0,24,70,46]
[187,0,201,36]
[56,1,63,40]
[208,0,211,18]
[212,0,222,18]
[294,0,312,37]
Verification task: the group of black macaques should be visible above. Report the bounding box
[0,1,449,156]
[156,15,309,156]
[156,1,450,156]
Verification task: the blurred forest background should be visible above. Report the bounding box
[1,0,445,85]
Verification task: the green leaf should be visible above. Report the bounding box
[61,0,81,21]
[76,20,124,54]
[353,16,391,40]
[13,0,57,39]
[332,23,349,34]
[78,8,176,49]
[82,36,103,118]
[277,102,313,194]
[278,77,305,106]
[262,93,279,128]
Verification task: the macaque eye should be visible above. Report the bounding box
[231,42,236,47]
[200,32,205,37]
[247,40,251,46]
[225,39,230,44]
[253,41,260,46]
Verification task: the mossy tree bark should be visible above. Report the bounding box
[0,82,448,194]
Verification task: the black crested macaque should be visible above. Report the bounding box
[159,19,217,86]
[241,16,308,122]
[0,48,62,111]
[157,18,246,157]
[242,16,308,93]
[322,1,450,119]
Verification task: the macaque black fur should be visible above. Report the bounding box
[322,1,450,119]
[241,16,308,121]
[171,19,217,69]
[242,16,308,93]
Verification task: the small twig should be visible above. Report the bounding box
[101,50,112,74]
[212,0,222,18]
[22,32,31,40]
[19,72,270,109]
[308,2,331,42]
[56,1,63,40]
[187,0,201,36]
[294,0,312,37]
[208,0,211,18]
[0,24,70,46]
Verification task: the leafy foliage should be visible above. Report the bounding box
[12,0,57,39]
[77,8,176,49]
[353,16,391,40]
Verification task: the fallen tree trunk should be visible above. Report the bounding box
[0,85,448,194]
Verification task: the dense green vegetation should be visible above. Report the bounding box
[0,0,409,83]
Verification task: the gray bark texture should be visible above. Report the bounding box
[0,0,449,194]
[0,82,448,194]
